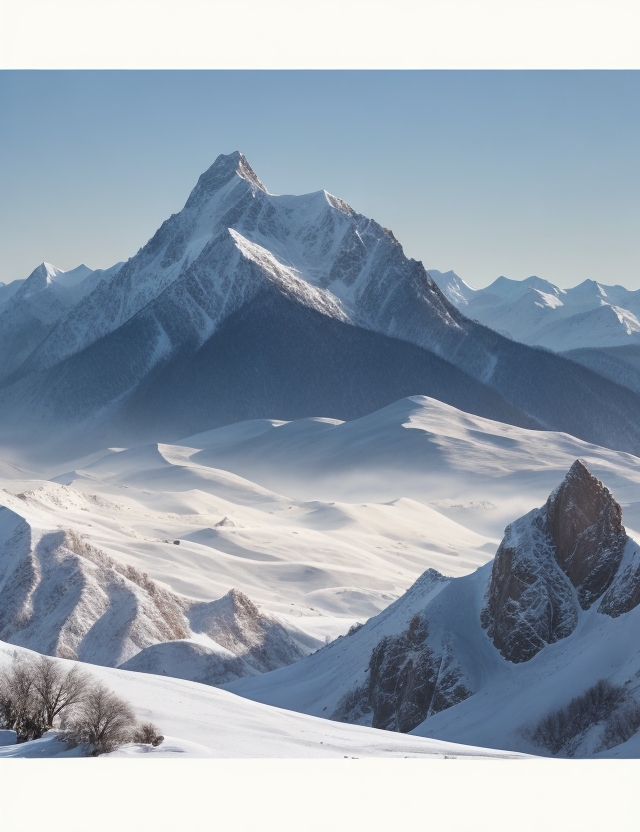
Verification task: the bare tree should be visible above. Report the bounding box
[63,682,138,755]
[0,655,44,741]
[2,653,162,755]
[30,655,91,728]
[0,654,93,741]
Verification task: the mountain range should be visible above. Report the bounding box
[2,151,640,761]
[429,269,640,352]
[2,152,640,464]
[430,269,640,395]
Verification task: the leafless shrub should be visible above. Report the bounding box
[2,653,162,755]
[133,721,164,746]
[62,681,138,756]
[600,702,640,751]
[0,654,93,742]
[30,654,91,728]
[530,679,627,755]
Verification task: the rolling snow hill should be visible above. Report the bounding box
[0,642,518,758]
[1,396,640,698]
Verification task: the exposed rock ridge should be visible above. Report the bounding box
[333,612,472,733]
[482,460,631,663]
[480,508,578,663]
[0,502,315,678]
[546,459,627,609]
[187,588,309,673]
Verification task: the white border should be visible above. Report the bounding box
[0,0,639,69]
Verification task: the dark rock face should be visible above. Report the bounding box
[546,459,627,609]
[482,460,631,663]
[367,615,471,733]
[598,564,640,617]
[480,510,578,663]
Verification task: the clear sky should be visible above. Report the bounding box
[0,70,638,289]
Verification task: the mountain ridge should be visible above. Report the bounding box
[3,152,640,461]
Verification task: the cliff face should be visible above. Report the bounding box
[367,615,471,732]
[480,509,578,663]
[482,460,630,662]
[546,459,627,609]
[330,609,472,734]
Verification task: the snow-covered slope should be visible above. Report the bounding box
[3,153,640,461]
[0,260,122,383]
[175,395,640,540]
[0,485,319,682]
[0,642,519,758]
[226,462,640,758]
[2,396,640,695]
[430,269,640,351]
[0,279,24,307]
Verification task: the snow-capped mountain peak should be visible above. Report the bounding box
[184,151,268,210]
[16,262,65,299]
[427,270,476,306]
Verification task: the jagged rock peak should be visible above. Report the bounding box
[546,459,626,609]
[482,459,630,664]
[185,151,267,209]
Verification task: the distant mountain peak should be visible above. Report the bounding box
[15,262,64,299]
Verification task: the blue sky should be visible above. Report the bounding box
[1,70,638,288]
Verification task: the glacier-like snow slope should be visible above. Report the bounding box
[226,463,640,758]
[430,269,640,352]
[2,152,640,461]
[0,642,519,758]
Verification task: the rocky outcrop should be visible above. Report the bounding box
[482,460,630,662]
[546,459,627,609]
[598,540,640,617]
[481,509,579,663]
[333,614,472,733]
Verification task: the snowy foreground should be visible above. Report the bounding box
[0,642,521,759]
[1,395,640,760]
